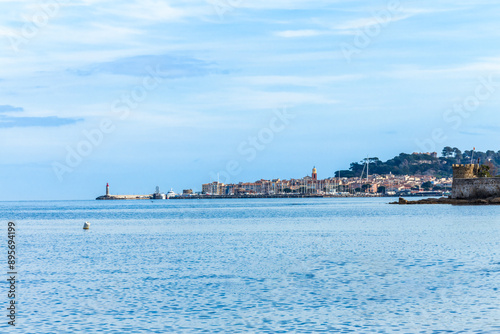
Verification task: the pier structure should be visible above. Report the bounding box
[96,183,154,200]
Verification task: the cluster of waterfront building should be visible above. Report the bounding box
[97,167,453,200]
[201,167,453,196]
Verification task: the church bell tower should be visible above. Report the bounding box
[312,167,318,181]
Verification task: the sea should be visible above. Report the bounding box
[1,198,499,333]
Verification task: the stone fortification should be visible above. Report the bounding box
[451,178,500,199]
[451,164,479,179]
[451,164,500,199]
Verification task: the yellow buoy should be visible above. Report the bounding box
[83,222,90,230]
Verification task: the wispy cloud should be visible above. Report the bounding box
[334,14,412,32]
[0,105,23,113]
[235,75,363,87]
[333,6,457,32]
[0,105,82,128]
[230,0,338,10]
[273,6,451,39]
[383,58,500,79]
[69,54,222,78]
[95,0,206,23]
[0,115,82,128]
[274,29,326,38]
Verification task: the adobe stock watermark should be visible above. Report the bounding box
[209,107,295,185]
[340,0,402,63]
[52,65,165,182]
[415,74,499,153]
[5,0,60,52]
[206,0,244,20]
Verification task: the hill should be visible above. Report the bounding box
[335,147,500,178]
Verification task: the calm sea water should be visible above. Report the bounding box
[1,198,499,333]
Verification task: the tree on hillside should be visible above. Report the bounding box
[367,157,381,164]
[453,147,463,161]
[442,146,454,157]
[335,170,354,178]
[338,147,500,179]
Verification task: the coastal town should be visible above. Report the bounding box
[96,148,500,200]
[97,166,453,200]
[200,166,452,198]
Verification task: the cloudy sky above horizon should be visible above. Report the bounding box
[1,0,500,200]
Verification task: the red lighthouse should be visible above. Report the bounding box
[106,183,110,196]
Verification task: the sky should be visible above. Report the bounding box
[1,0,500,200]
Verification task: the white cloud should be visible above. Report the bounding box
[227,0,339,10]
[0,27,18,37]
[334,14,413,32]
[273,6,437,39]
[274,29,326,38]
[97,0,206,22]
[384,58,500,80]
[235,75,363,87]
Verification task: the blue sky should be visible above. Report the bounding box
[1,0,500,200]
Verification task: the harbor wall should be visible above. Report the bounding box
[452,178,500,199]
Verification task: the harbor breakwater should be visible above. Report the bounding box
[96,193,386,200]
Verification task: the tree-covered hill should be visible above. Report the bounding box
[335,147,500,178]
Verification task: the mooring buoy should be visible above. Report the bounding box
[83,222,90,230]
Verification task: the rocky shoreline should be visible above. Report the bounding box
[390,197,500,205]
